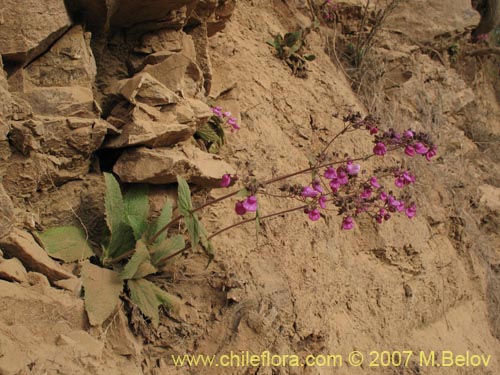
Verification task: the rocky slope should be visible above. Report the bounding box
[0,0,499,374]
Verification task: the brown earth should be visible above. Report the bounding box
[0,0,499,374]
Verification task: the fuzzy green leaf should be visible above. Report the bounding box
[151,235,185,266]
[36,226,93,262]
[128,279,176,328]
[81,262,123,326]
[147,199,173,246]
[124,184,149,240]
[196,123,221,143]
[236,188,249,198]
[284,30,302,47]
[176,175,192,217]
[120,240,156,280]
[184,215,200,248]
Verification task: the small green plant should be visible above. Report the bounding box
[267,28,316,77]
[448,43,460,63]
[37,173,212,328]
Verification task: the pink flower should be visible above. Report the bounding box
[211,106,223,117]
[312,178,323,193]
[308,209,321,221]
[324,167,337,179]
[405,204,417,218]
[370,177,381,188]
[336,169,349,185]
[346,161,361,176]
[403,130,414,138]
[379,192,388,201]
[220,174,232,188]
[373,142,387,156]
[301,186,319,198]
[235,201,246,215]
[425,146,437,161]
[329,179,340,192]
[243,196,258,212]
[395,171,415,188]
[414,142,429,155]
[369,126,379,135]
[319,195,327,209]
[360,188,372,199]
[223,111,231,118]
[405,145,415,157]
[228,117,240,131]
[341,216,355,230]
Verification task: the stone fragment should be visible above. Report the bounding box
[114,73,180,106]
[103,104,194,148]
[113,142,235,186]
[54,277,83,296]
[106,308,142,356]
[479,185,500,211]
[0,229,74,282]
[0,0,71,63]
[0,184,14,238]
[0,258,28,283]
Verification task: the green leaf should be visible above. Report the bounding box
[304,54,316,61]
[120,240,156,280]
[104,173,125,235]
[124,184,149,240]
[103,173,136,260]
[284,30,302,47]
[176,175,192,217]
[184,214,200,248]
[81,262,123,326]
[128,279,176,328]
[196,123,221,144]
[151,235,185,266]
[35,226,93,262]
[236,188,249,198]
[146,199,173,245]
[198,221,214,266]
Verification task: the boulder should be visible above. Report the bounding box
[0,0,71,64]
[387,0,480,41]
[102,104,195,149]
[0,229,75,282]
[0,258,28,283]
[113,73,180,106]
[113,142,235,186]
[0,184,14,239]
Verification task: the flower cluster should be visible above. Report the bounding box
[372,128,437,161]
[321,0,339,22]
[235,196,258,215]
[211,106,240,131]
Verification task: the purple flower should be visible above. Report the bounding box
[406,204,417,218]
[308,209,321,221]
[329,179,340,192]
[211,106,223,117]
[235,201,246,215]
[404,145,415,157]
[403,130,414,138]
[301,186,319,198]
[341,216,355,230]
[360,188,372,199]
[223,111,231,118]
[370,177,381,188]
[220,174,232,188]
[379,192,388,201]
[324,167,337,179]
[346,161,361,176]
[373,142,387,156]
[395,171,415,188]
[388,195,401,209]
[243,196,258,212]
[337,169,349,185]
[425,146,437,161]
[369,127,379,135]
[312,178,323,193]
[414,142,429,155]
[319,195,327,209]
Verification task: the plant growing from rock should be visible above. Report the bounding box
[267,27,317,77]
[195,106,240,153]
[38,112,437,329]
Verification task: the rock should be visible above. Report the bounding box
[26,271,51,288]
[143,52,204,98]
[63,330,105,358]
[16,87,98,119]
[0,258,28,283]
[54,277,83,296]
[0,184,14,238]
[189,23,213,94]
[479,184,500,211]
[22,26,96,89]
[106,308,142,356]
[103,103,194,148]
[387,0,480,41]
[0,0,71,64]
[113,73,180,106]
[113,142,236,186]
[0,229,74,283]
[135,29,184,55]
